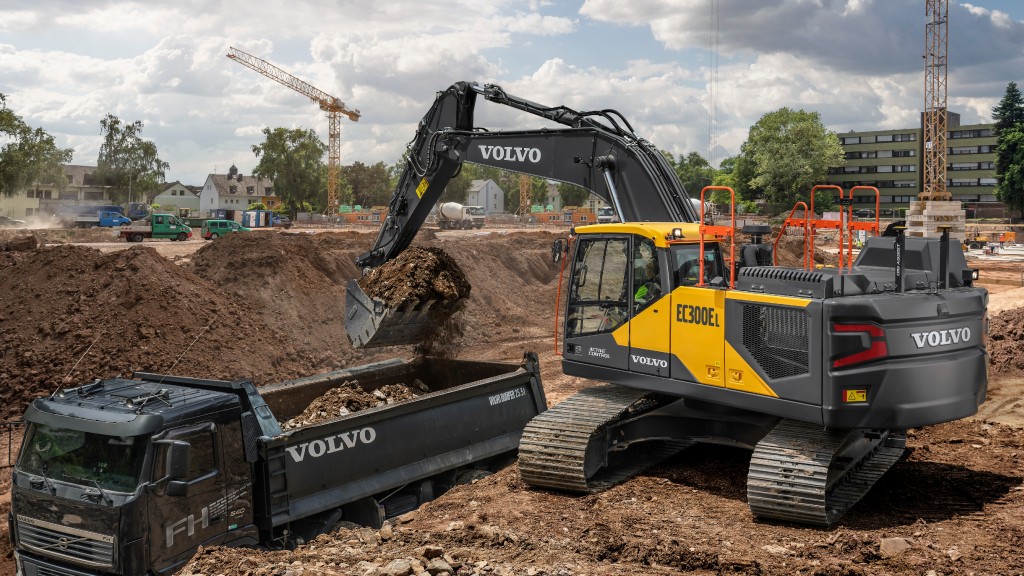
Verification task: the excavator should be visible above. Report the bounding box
[346,81,988,526]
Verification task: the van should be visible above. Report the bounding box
[201,219,251,239]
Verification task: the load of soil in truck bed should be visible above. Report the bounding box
[280,379,429,430]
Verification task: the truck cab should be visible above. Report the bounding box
[11,379,259,576]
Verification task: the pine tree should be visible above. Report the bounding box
[992,82,1024,134]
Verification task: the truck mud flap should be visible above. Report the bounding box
[345,279,465,348]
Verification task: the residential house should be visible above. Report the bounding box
[0,164,115,220]
[199,165,277,219]
[152,181,200,215]
[466,179,505,214]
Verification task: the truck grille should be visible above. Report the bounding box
[741,304,810,380]
[16,515,115,570]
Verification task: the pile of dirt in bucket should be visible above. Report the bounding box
[358,246,471,308]
[280,380,428,430]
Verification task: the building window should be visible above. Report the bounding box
[950,163,976,171]
[877,150,893,158]
[895,165,915,172]
[893,150,915,157]
[229,185,237,194]
[66,175,73,184]
[842,136,861,145]
[265,187,273,195]
[84,191,104,201]
[59,191,78,200]
[26,190,34,198]
[980,178,997,186]
[860,135,876,144]
[893,133,916,142]
[42,190,51,199]
[877,165,893,173]
[247,186,254,194]
[893,181,916,188]
[950,179,976,187]
[876,134,893,142]
[980,161,994,169]
[951,146,976,155]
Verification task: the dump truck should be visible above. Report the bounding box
[437,202,486,230]
[10,354,545,575]
[120,213,193,242]
[347,81,988,527]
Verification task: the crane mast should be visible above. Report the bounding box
[922,0,949,200]
[227,46,361,214]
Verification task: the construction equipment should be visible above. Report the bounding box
[348,81,988,526]
[437,202,486,229]
[119,213,193,242]
[227,47,360,215]
[11,354,545,575]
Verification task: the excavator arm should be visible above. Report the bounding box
[356,81,698,269]
[347,81,698,348]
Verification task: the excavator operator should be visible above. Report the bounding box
[633,238,662,310]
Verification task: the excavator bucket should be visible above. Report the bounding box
[345,279,466,348]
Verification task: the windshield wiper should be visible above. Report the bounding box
[36,467,56,495]
[87,479,114,506]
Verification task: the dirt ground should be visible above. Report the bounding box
[1,226,1023,575]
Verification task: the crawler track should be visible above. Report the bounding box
[747,419,906,526]
[519,385,691,492]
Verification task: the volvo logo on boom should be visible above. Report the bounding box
[910,327,971,349]
[478,145,542,163]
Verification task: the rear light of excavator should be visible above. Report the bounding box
[831,323,888,369]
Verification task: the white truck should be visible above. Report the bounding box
[437,202,486,229]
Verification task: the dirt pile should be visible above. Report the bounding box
[772,233,838,268]
[988,307,1024,374]
[359,246,471,308]
[0,244,342,419]
[281,380,427,430]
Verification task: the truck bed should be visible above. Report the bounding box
[255,354,546,530]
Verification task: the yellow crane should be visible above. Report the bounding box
[227,46,361,214]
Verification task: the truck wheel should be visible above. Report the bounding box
[176,232,188,241]
[130,233,144,243]
[211,233,219,239]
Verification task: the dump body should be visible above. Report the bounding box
[11,354,545,576]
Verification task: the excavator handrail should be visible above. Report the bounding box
[552,234,574,357]
[846,186,881,270]
[698,186,736,289]
[773,201,810,269]
[808,184,847,271]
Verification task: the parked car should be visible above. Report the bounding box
[273,215,292,229]
[0,215,26,227]
[853,209,876,218]
[201,219,251,239]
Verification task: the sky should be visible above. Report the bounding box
[1,0,1023,186]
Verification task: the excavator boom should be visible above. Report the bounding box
[347,81,698,348]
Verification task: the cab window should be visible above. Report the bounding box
[670,243,724,287]
[631,236,661,313]
[565,237,630,337]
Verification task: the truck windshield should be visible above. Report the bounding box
[468,207,486,216]
[599,207,613,216]
[17,423,148,492]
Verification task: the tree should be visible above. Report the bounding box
[251,127,327,216]
[669,151,716,199]
[993,82,1024,219]
[995,126,1024,219]
[992,82,1024,134]
[558,181,589,208]
[340,161,392,207]
[94,114,169,205]
[739,107,845,208]
[0,94,73,198]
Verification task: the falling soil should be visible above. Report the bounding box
[280,380,428,430]
[2,227,1024,576]
[359,246,471,308]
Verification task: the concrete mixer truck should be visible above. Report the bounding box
[437,202,486,229]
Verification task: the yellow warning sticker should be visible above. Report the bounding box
[843,389,867,403]
[416,177,429,198]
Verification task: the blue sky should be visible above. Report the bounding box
[1,0,1023,185]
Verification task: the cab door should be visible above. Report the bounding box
[626,236,672,377]
[149,423,227,573]
[562,235,631,370]
[669,243,726,387]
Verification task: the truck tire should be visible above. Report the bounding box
[210,233,219,239]
[130,233,144,243]
[176,232,188,242]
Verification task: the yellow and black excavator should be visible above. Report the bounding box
[346,81,988,526]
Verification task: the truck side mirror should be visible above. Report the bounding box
[165,440,191,480]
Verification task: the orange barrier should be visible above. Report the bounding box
[772,201,810,268]
[699,186,737,289]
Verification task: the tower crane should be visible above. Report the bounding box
[227,46,361,214]
[922,0,949,200]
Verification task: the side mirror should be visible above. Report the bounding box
[161,439,191,480]
[551,239,564,263]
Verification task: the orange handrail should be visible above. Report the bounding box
[698,186,736,289]
[808,184,846,270]
[846,186,881,270]
[772,201,810,269]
